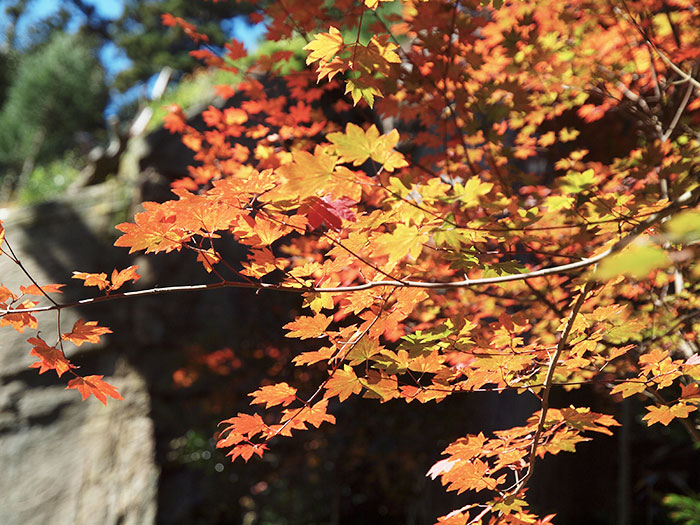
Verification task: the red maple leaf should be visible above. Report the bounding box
[300,196,356,231]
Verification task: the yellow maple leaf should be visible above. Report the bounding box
[328,123,407,172]
[375,223,428,265]
[327,123,377,165]
[270,149,338,201]
[304,27,344,65]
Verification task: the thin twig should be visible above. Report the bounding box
[661,61,698,142]
[513,281,594,493]
[2,237,60,307]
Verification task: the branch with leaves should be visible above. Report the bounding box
[2,0,700,523]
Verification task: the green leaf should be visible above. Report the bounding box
[595,242,670,280]
[666,210,700,243]
[559,169,597,194]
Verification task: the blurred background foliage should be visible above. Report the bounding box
[0,0,262,204]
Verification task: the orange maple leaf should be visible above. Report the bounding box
[284,313,332,339]
[0,301,38,333]
[249,382,298,408]
[438,458,503,493]
[643,403,697,426]
[114,203,191,254]
[374,223,428,265]
[110,265,141,291]
[62,319,113,346]
[227,442,268,462]
[324,365,362,401]
[610,381,647,399]
[19,283,65,296]
[292,399,336,428]
[218,413,270,449]
[28,335,73,377]
[292,346,336,366]
[0,284,16,303]
[66,375,123,405]
[72,271,110,290]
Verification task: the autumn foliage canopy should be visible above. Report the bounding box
[2,0,700,522]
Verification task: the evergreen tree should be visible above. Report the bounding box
[112,0,254,91]
[0,32,108,186]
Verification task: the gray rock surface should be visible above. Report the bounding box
[0,181,158,525]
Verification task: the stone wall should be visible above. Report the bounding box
[0,182,158,525]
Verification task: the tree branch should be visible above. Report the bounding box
[2,184,699,316]
[513,281,594,494]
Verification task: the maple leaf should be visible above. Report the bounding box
[218,413,269,444]
[427,458,458,480]
[28,335,73,377]
[302,292,334,314]
[0,301,38,333]
[304,27,344,65]
[375,223,428,265]
[0,284,15,303]
[680,383,700,401]
[558,407,620,435]
[327,123,408,172]
[114,203,191,254]
[292,346,336,366]
[272,149,338,201]
[19,283,64,296]
[300,196,357,231]
[328,122,377,165]
[439,458,503,494]
[344,77,383,108]
[316,57,348,82]
[72,271,110,290]
[287,399,336,428]
[66,375,123,405]
[352,34,401,76]
[284,313,332,339]
[163,104,187,134]
[361,369,399,401]
[345,336,381,365]
[227,443,267,462]
[324,365,362,401]
[643,403,697,426]
[110,265,140,291]
[250,382,298,408]
[611,381,647,399]
[370,129,408,172]
[225,39,247,61]
[241,247,288,278]
[62,319,113,346]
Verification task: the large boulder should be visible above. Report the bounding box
[0,183,158,525]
